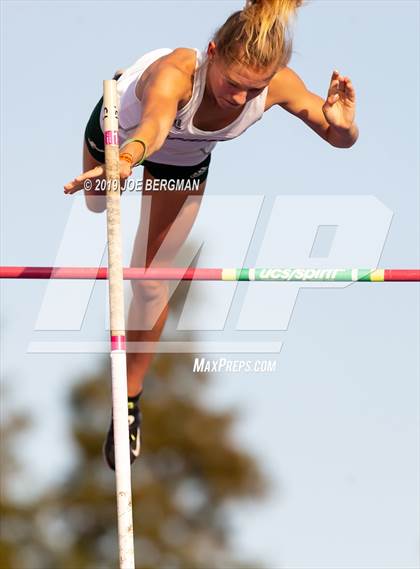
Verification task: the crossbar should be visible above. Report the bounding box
[1,267,419,281]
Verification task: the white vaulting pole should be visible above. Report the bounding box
[103,79,135,569]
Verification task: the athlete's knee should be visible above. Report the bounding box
[84,191,106,213]
[131,279,169,304]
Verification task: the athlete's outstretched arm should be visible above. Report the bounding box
[121,60,190,162]
[64,56,190,194]
[271,67,359,148]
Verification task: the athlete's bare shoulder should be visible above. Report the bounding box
[167,47,198,74]
[136,47,197,105]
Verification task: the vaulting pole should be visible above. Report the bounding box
[103,79,135,569]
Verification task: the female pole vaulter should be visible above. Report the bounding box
[63,0,358,470]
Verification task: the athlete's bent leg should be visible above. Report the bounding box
[126,168,207,396]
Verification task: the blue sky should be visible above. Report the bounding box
[1,1,419,567]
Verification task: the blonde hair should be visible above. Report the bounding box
[212,0,303,69]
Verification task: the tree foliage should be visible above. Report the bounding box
[1,285,269,568]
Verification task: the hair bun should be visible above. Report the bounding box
[244,0,303,18]
[214,0,303,69]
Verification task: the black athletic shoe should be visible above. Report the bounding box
[103,398,142,471]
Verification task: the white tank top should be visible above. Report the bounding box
[100,47,268,166]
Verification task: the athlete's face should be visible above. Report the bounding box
[206,42,277,110]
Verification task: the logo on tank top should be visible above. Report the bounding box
[173,118,182,130]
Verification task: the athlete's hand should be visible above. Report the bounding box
[64,165,105,195]
[322,70,356,131]
[63,160,133,195]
